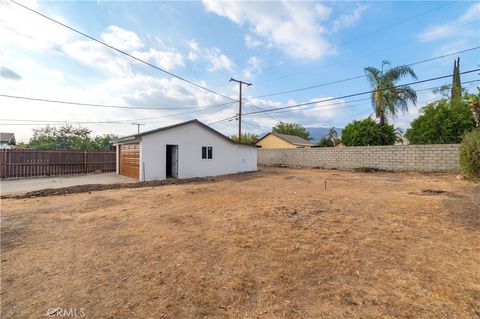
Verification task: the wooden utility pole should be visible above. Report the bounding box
[132,122,145,134]
[229,78,252,142]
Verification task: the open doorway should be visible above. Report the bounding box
[166,145,178,178]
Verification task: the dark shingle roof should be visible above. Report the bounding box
[257,132,314,146]
[0,133,16,145]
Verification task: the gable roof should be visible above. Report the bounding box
[256,132,314,146]
[0,133,16,145]
[115,119,257,147]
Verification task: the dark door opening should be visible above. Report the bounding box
[166,145,178,178]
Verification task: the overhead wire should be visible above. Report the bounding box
[252,46,480,99]
[242,68,480,116]
[245,79,480,118]
[259,1,456,74]
[9,0,235,102]
[207,77,480,126]
[0,94,237,110]
[259,19,479,83]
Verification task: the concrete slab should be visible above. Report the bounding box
[0,173,137,195]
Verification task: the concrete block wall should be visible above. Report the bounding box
[258,144,460,172]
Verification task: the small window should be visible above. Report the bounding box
[202,146,213,159]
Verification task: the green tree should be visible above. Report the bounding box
[342,118,396,146]
[230,133,259,144]
[29,126,61,150]
[29,125,118,151]
[92,134,120,150]
[364,61,417,143]
[405,99,475,144]
[466,87,480,127]
[316,127,340,147]
[272,121,311,140]
[316,138,334,147]
[451,57,462,106]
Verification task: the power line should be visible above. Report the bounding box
[260,1,455,74]
[243,68,480,116]
[245,79,480,118]
[208,75,479,126]
[9,0,235,102]
[0,101,235,125]
[260,19,479,83]
[229,78,252,141]
[336,1,455,47]
[253,46,480,99]
[9,78,476,128]
[0,94,237,110]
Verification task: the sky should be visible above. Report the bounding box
[1,0,479,142]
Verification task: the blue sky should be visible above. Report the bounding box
[1,0,479,142]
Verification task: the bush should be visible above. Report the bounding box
[316,137,334,147]
[459,128,480,180]
[342,118,395,146]
[405,99,475,144]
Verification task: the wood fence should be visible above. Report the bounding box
[0,149,116,178]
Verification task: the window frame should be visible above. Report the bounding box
[201,146,213,160]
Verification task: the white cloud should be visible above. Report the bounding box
[185,40,235,72]
[460,3,480,22]
[100,25,144,51]
[205,48,235,72]
[203,0,333,59]
[332,5,368,32]
[0,0,70,50]
[188,39,199,52]
[242,56,262,79]
[63,24,185,75]
[187,39,199,61]
[418,3,480,42]
[133,49,185,70]
[244,34,263,48]
[62,40,134,77]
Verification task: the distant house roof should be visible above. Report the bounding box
[0,133,16,145]
[256,132,314,147]
[115,119,258,147]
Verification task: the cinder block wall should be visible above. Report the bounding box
[258,144,460,172]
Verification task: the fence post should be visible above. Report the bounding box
[48,151,51,176]
[84,151,87,173]
[3,150,8,178]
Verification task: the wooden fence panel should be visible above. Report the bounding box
[0,149,116,178]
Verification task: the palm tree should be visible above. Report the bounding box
[364,61,418,144]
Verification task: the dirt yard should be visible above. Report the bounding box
[1,167,479,318]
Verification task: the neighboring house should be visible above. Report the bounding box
[114,119,257,181]
[255,132,314,149]
[0,133,16,149]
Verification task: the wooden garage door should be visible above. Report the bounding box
[119,143,140,179]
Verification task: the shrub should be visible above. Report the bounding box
[342,118,395,146]
[405,99,475,144]
[459,128,480,180]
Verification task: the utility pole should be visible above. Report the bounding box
[229,78,252,142]
[132,122,145,134]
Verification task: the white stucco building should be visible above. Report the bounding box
[114,119,257,181]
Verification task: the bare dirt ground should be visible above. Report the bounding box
[1,167,479,318]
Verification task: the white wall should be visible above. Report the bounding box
[139,122,257,181]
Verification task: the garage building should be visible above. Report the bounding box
[115,119,257,181]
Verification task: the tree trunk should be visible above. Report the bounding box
[380,112,385,144]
